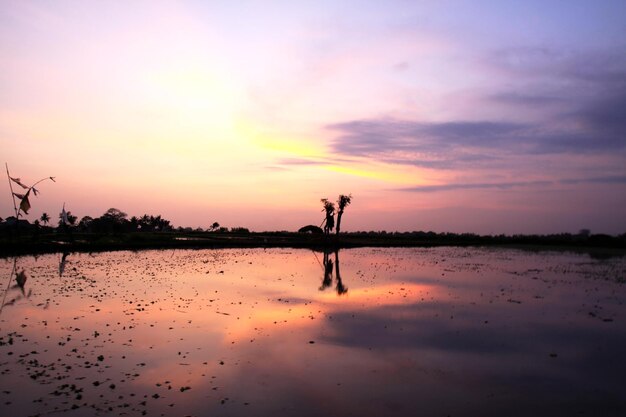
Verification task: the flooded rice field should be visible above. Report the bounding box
[0,247,625,417]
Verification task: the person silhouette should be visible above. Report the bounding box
[320,250,334,290]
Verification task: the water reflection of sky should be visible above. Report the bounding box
[0,248,625,416]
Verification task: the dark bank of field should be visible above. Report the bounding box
[1,229,625,258]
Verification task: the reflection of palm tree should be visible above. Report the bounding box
[334,250,348,295]
[317,249,348,295]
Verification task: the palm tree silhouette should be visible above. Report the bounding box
[335,194,352,235]
[40,212,50,226]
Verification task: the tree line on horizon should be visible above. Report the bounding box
[3,166,624,241]
[0,206,248,235]
[0,207,173,233]
[2,206,625,251]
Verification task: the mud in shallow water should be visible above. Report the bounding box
[0,247,625,417]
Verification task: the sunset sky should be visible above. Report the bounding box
[2,1,625,234]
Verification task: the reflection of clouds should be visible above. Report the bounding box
[320,283,438,305]
[322,302,526,353]
[212,297,626,417]
[223,283,438,342]
[223,302,318,341]
[326,308,626,405]
[3,248,626,417]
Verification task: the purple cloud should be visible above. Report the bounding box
[397,175,626,193]
[327,47,626,169]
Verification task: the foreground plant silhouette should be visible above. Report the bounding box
[5,163,55,220]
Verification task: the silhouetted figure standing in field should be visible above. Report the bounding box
[320,198,335,235]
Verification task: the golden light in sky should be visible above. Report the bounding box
[2,1,625,233]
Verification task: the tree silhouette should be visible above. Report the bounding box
[104,208,128,222]
[86,209,172,233]
[78,216,94,231]
[210,222,220,232]
[136,214,171,232]
[129,216,139,231]
[335,194,352,235]
[88,208,128,233]
[320,198,335,235]
[154,215,171,231]
[40,212,50,226]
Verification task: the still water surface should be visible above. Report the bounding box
[0,248,625,416]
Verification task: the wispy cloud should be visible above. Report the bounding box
[487,46,626,84]
[489,92,565,107]
[560,175,626,185]
[398,175,626,193]
[274,157,329,166]
[398,180,553,193]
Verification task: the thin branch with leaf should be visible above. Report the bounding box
[5,163,55,219]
